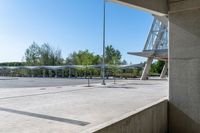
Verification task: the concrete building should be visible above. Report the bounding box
[111,0,200,132]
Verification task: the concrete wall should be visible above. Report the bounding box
[168,0,200,132]
[92,100,168,133]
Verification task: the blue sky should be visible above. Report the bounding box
[0,0,153,64]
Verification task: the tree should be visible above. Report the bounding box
[40,43,63,65]
[65,50,101,78]
[66,52,78,65]
[155,60,165,73]
[53,48,63,65]
[25,42,40,65]
[25,42,64,66]
[76,50,94,65]
[66,50,101,65]
[105,45,122,65]
[39,43,52,65]
[0,62,25,66]
[150,60,165,74]
[121,60,128,65]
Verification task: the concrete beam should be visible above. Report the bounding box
[169,0,200,13]
[110,0,168,16]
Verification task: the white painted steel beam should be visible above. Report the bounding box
[140,57,153,80]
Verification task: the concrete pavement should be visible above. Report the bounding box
[0,78,168,133]
[0,77,104,88]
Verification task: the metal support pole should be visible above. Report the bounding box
[74,69,77,78]
[10,70,12,77]
[31,69,34,78]
[43,69,45,78]
[49,70,51,77]
[114,69,116,84]
[68,68,71,78]
[102,0,106,85]
[84,68,87,79]
[90,71,92,79]
[88,77,90,87]
[87,67,90,87]
[76,70,78,78]
[55,70,57,78]
[62,69,64,78]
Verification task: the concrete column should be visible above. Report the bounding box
[168,2,200,132]
[140,57,153,80]
[160,61,168,79]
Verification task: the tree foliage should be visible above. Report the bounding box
[0,62,25,66]
[1,42,166,78]
[105,45,122,65]
[121,60,128,65]
[25,43,124,67]
[25,42,63,66]
[66,50,101,65]
[25,42,40,65]
[40,43,63,65]
[150,60,165,74]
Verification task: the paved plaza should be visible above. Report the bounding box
[0,77,168,133]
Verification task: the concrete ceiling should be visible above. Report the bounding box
[110,0,168,16]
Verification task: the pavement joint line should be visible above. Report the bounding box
[0,88,94,100]
[0,107,90,126]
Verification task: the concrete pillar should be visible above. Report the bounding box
[168,1,200,132]
[140,57,153,80]
[160,61,168,79]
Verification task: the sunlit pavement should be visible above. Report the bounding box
[0,78,168,133]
